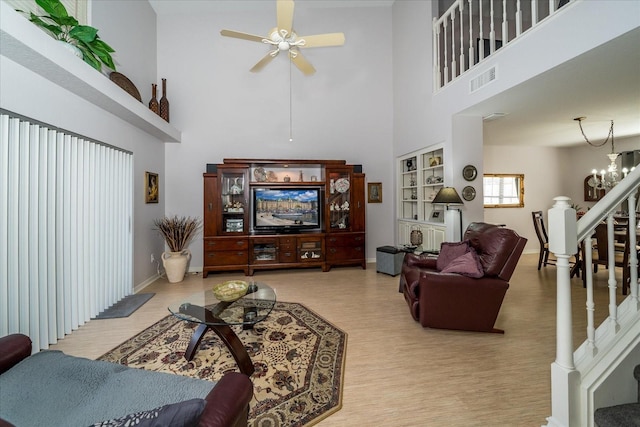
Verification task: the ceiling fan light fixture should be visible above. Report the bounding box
[220,0,345,75]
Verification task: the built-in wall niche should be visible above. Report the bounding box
[250,165,323,183]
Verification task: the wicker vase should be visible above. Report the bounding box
[149,83,159,114]
[159,78,169,122]
[162,249,190,283]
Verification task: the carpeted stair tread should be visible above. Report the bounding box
[594,403,640,427]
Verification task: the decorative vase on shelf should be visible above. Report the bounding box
[159,78,170,122]
[162,249,191,283]
[149,83,159,114]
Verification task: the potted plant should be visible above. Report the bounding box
[154,216,202,283]
[18,0,116,72]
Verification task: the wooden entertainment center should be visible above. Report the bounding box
[203,159,366,277]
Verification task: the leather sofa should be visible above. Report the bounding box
[400,222,527,333]
[0,333,253,427]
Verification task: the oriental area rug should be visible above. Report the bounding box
[98,301,347,427]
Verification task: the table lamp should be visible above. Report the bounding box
[431,187,464,241]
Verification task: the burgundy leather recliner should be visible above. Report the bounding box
[400,222,527,333]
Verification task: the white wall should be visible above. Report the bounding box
[92,0,157,105]
[0,2,164,288]
[155,6,395,269]
[392,0,639,246]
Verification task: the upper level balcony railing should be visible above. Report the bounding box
[433,0,571,90]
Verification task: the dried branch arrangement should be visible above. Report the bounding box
[153,215,202,252]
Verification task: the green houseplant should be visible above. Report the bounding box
[19,0,116,72]
[154,216,202,283]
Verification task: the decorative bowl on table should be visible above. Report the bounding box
[213,280,249,302]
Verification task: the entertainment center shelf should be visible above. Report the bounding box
[203,159,365,277]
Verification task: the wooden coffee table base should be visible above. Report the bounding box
[180,305,255,376]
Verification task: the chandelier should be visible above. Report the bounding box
[575,117,630,190]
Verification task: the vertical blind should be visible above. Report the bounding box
[0,112,133,351]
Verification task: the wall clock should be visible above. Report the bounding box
[462,186,476,201]
[462,165,477,181]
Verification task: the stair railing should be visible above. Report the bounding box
[433,0,572,90]
[546,165,640,427]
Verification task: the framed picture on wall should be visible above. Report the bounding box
[368,182,382,203]
[145,172,159,203]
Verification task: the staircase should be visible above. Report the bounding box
[546,165,640,427]
[594,365,640,427]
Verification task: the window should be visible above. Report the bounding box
[483,174,524,208]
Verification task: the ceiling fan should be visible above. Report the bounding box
[220,0,345,75]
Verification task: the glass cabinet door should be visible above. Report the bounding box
[219,168,249,234]
[327,167,352,231]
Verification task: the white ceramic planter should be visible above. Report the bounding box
[162,249,191,283]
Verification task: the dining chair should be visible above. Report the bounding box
[532,211,554,270]
[583,223,631,294]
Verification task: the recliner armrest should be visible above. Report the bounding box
[0,334,32,375]
[198,372,253,427]
[403,252,438,270]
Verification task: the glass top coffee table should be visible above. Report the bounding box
[168,281,276,376]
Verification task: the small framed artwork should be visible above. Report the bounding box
[145,172,159,203]
[431,210,444,222]
[368,182,382,203]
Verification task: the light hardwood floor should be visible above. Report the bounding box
[50,253,624,426]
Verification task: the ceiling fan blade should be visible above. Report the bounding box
[220,29,265,43]
[277,0,295,34]
[298,33,346,48]
[250,51,277,73]
[290,51,316,76]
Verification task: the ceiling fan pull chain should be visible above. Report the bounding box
[289,59,293,142]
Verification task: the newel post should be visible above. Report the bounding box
[545,196,580,427]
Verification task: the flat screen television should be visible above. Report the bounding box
[252,186,322,233]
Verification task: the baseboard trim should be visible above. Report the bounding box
[134,274,161,294]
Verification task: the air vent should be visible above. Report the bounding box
[470,66,497,93]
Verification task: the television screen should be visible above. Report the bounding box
[253,187,321,231]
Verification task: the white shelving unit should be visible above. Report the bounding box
[0,2,181,143]
[397,145,446,250]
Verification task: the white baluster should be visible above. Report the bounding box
[443,18,449,83]
[515,0,522,36]
[489,0,496,55]
[459,3,465,74]
[479,0,484,60]
[468,0,475,66]
[502,0,509,44]
[549,0,556,14]
[531,0,538,26]
[606,214,620,332]
[433,17,441,89]
[451,12,457,78]
[627,192,639,307]
[583,236,597,356]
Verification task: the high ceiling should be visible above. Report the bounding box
[149,0,640,149]
[473,26,640,147]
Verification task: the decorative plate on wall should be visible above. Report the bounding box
[462,186,476,201]
[462,165,477,181]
